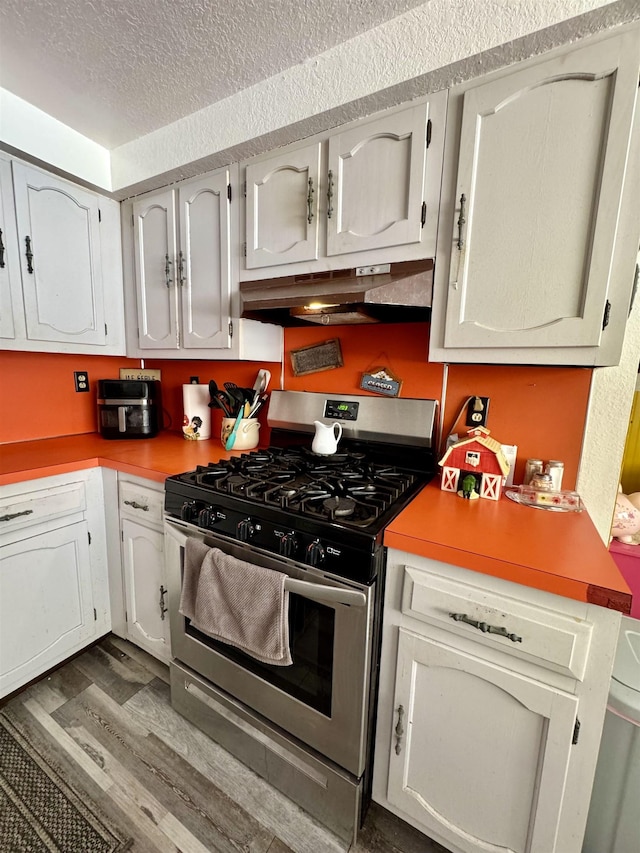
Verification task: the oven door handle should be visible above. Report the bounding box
[283,577,366,608]
[165,519,367,608]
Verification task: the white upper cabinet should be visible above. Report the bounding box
[429,29,640,366]
[245,142,321,268]
[127,166,281,361]
[0,157,125,355]
[242,93,447,279]
[326,104,432,257]
[0,154,22,341]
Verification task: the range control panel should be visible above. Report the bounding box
[325,399,359,421]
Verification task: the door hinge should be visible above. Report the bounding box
[88,531,92,545]
[98,208,102,223]
[426,119,432,148]
[602,299,611,330]
[242,242,246,257]
[93,608,97,621]
[131,214,134,227]
[421,202,427,228]
[243,180,247,198]
[572,717,581,745]
[229,320,233,339]
[629,264,639,317]
[105,323,108,336]
[121,529,124,542]
[227,184,232,202]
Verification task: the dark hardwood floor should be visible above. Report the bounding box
[1,636,448,853]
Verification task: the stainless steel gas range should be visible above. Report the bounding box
[164,390,438,843]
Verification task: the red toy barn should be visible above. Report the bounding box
[439,426,510,501]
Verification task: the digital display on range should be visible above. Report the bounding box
[324,400,359,420]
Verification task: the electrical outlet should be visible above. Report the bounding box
[466,396,489,427]
[74,371,90,392]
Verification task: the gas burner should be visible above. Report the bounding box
[323,496,357,517]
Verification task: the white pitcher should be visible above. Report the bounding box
[312,420,343,455]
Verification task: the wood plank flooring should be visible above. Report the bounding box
[1,636,448,853]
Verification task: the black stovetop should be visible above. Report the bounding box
[167,445,425,530]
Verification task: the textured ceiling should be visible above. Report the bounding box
[0,0,428,148]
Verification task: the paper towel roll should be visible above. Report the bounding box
[182,384,211,440]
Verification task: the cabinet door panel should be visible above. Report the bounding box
[122,518,169,662]
[388,628,578,853]
[0,155,22,341]
[246,143,321,268]
[179,172,231,349]
[444,34,638,350]
[12,163,106,345]
[0,521,94,696]
[327,105,427,256]
[133,188,178,349]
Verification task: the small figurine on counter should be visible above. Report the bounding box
[611,487,640,544]
[439,426,510,501]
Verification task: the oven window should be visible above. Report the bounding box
[186,593,335,717]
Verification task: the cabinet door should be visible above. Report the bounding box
[0,521,95,697]
[443,33,639,351]
[121,518,170,662]
[132,188,179,349]
[11,162,106,346]
[0,154,22,341]
[178,171,232,349]
[245,142,321,268]
[326,104,428,257]
[388,627,578,853]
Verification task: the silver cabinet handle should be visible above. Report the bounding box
[25,236,34,273]
[456,193,466,250]
[164,253,173,288]
[159,585,168,620]
[307,177,314,224]
[124,500,149,512]
[178,250,186,287]
[327,170,334,219]
[394,705,405,755]
[449,612,522,643]
[1,509,34,522]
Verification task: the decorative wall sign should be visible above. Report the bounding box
[360,366,402,397]
[119,368,162,381]
[290,338,343,376]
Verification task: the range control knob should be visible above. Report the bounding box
[180,500,199,523]
[237,518,255,542]
[197,506,218,529]
[306,539,325,567]
[279,532,298,558]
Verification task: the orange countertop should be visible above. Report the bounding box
[1,433,631,613]
[384,481,631,613]
[0,432,237,486]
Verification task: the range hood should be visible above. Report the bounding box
[240,259,433,326]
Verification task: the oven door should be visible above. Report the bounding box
[165,518,374,778]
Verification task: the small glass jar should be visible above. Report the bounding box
[524,459,544,485]
[545,460,564,491]
[530,472,553,491]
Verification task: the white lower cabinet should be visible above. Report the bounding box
[117,476,170,663]
[0,470,111,698]
[373,549,622,853]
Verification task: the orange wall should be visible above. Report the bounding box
[0,328,593,491]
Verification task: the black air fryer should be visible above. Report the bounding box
[97,379,162,439]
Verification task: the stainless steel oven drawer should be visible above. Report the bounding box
[170,660,362,845]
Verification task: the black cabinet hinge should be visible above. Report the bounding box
[105,323,108,336]
[93,608,97,621]
[426,119,432,148]
[88,531,92,545]
[229,320,233,339]
[227,184,232,202]
[602,299,611,330]
[242,242,247,258]
[98,208,101,223]
[421,202,427,228]
[572,717,581,745]
[243,180,247,198]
